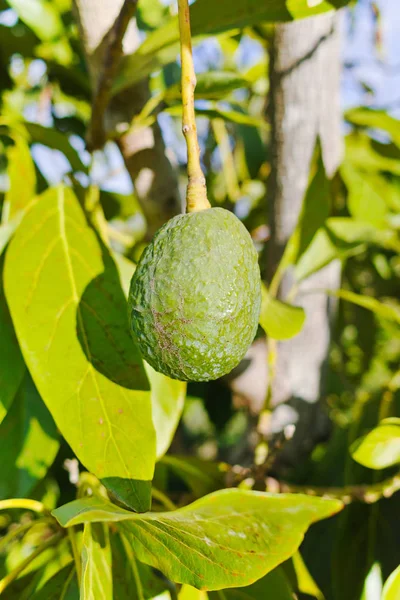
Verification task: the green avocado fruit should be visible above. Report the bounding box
[128,207,261,381]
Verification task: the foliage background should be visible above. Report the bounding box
[0,0,399,599]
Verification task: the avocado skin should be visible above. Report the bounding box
[128,207,261,382]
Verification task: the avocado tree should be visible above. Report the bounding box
[0,0,400,599]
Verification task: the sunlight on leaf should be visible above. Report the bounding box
[53,489,342,591]
[351,418,400,469]
[4,186,155,511]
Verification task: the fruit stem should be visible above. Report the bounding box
[177,0,211,213]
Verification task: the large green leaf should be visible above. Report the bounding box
[351,418,400,470]
[4,186,156,511]
[53,489,342,591]
[32,564,79,600]
[6,0,64,41]
[0,254,25,424]
[0,373,59,499]
[382,565,400,600]
[2,135,36,224]
[81,524,112,600]
[115,0,348,92]
[259,284,305,340]
[345,133,400,175]
[114,252,186,459]
[340,163,388,226]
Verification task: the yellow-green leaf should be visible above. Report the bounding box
[382,565,400,600]
[2,135,36,224]
[351,418,400,470]
[53,489,342,591]
[4,186,155,511]
[81,524,112,600]
[260,284,305,340]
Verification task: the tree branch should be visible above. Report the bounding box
[264,472,400,505]
[87,0,139,150]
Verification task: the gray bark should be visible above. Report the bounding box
[73,0,181,235]
[267,12,343,461]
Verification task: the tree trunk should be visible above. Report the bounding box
[72,0,181,236]
[267,12,343,462]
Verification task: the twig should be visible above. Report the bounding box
[0,499,48,514]
[264,471,400,505]
[177,0,210,213]
[87,0,139,150]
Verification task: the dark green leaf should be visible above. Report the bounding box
[351,418,400,469]
[0,373,59,499]
[4,186,156,511]
[114,252,186,459]
[208,566,294,599]
[111,531,170,600]
[0,254,25,425]
[53,489,342,591]
[32,564,79,600]
[259,284,305,340]
[159,455,224,497]
[81,523,112,599]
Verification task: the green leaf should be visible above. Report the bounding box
[382,564,400,600]
[4,186,156,511]
[2,135,36,224]
[159,455,224,497]
[81,523,112,600]
[0,254,25,425]
[6,0,64,41]
[32,564,79,600]
[111,531,171,600]
[115,0,349,92]
[0,373,59,499]
[114,252,186,459]
[208,567,294,599]
[345,108,400,149]
[345,133,400,175]
[351,418,400,469]
[166,104,267,129]
[270,147,331,289]
[53,489,343,591]
[324,289,400,325]
[24,123,87,173]
[340,163,388,226]
[165,72,251,101]
[259,284,306,340]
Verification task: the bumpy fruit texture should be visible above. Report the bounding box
[128,207,261,381]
